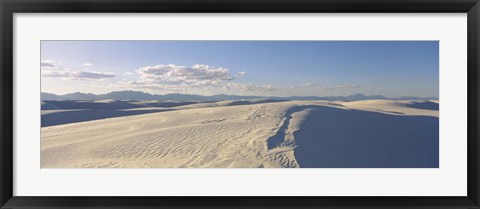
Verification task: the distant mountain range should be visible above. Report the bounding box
[41,91,438,102]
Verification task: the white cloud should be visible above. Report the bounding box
[137,64,235,83]
[318,84,362,90]
[42,70,115,80]
[126,64,279,93]
[261,84,274,91]
[131,64,246,90]
[84,63,93,67]
[41,59,56,68]
[127,82,192,91]
[302,82,313,87]
[125,64,280,94]
[234,71,246,78]
[223,83,275,92]
[292,82,362,90]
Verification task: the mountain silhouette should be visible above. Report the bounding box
[41,90,438,101]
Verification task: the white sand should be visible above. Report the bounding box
[41,100,439,168]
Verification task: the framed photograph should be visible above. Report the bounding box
[1,0,479,208]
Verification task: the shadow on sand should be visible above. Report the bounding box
[41,99,288,127]
[41,109,167,127]
[404,101,439,110]
[267,105,439,168]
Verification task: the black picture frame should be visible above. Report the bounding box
[1,0,479,208]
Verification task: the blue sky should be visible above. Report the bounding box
[41,41,439,97]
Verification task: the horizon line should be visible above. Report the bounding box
[41,90,439,99]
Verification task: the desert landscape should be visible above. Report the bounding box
[41,40,439,168]
[41,97,439,168]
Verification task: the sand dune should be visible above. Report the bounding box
[41,100,439,168]
[41,108,168,127]
[285,106,438,167]
[41,99,287,127]
[339,100,439,117]
[41,100,204,127]
[404,100,439,110]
